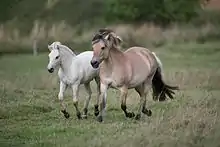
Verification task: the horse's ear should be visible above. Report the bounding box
[116,36,123,44]
[104,34,110,40]
[48,45,52,51]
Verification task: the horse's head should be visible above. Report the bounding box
[90,28,122,68]
[47,41,62,73]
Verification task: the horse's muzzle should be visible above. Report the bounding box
[90,60,99,69]
[48,68,54,73]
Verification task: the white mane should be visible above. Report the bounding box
[48,41,76,56]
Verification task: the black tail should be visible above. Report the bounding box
[152,68,179,101]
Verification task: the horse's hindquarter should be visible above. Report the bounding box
[124,47,157,88]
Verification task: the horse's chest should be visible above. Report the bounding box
[59,74,71,84]
[58,71,76,85]
[100,73,124,88]
[100,66,128,88]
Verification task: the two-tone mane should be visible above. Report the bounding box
[92,29,122,48]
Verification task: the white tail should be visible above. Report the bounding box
[152,52,163,72]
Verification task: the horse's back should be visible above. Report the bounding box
[76,51,93,60]
[124,46,158,84]
[75,51,99,82]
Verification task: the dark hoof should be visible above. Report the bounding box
[83,108,88,116]
[135,114,141,120]
[94,105,99,116]
[126,112,135,118]
[142,109,152,116]
[76,112,82,119]
[64,112,70,119]
[97,116,103,122]
[94,111,99,117]
[61,110,70,119]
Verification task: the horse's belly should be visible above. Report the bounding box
[80,70,98,84]
[127,78,146,89]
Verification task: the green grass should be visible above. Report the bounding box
[0,42,220,147]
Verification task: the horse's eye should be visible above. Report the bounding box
[55,56,59,59]
[101,47,105,50]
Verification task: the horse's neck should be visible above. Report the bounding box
[104,48,124,71]
[60,48,75,73]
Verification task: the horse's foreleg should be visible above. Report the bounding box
[97,83,108,122]
[94,77,101,116]
[82,82,92,119]
[71,84,81,119]
[58,81,69,119]
[120,86,135,118]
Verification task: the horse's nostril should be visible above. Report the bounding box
[48,68,54,73]
[91,60,99,68]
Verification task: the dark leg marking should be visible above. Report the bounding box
[135,113,141,120]
[94,104,99,116]
[73,103,82,120]
[121,104,135,118]
[142,107,152,116]
[83,108,88,119]
[61,110,70,119]
[76,111,82,119]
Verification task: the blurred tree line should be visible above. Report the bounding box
[0,0,209,28]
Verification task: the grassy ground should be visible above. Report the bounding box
[0,42,220,147]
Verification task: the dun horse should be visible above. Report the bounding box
[47,41,100,119]
[90,29,178,122]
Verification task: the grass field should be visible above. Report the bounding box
[0,42,220,147]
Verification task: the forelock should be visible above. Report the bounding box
[48,41,61,50]
[92,33,102,42]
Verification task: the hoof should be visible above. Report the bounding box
[83,108,88,116]
[135,114,141,120]
[146,110,152,116]
[142,109,152,117]
[126,112,135,118]
[76,112,82,119]
[61,110,70,119]
[97,116,103,122]
[64,112,70,119]
[94,111,99,117]
[94,105,99,116]
[81,114,88,119]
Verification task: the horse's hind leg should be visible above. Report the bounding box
[135,82,152,120]
[94,77,101,117]
[120,86,135,118]
[82,82,92,119]
[59,81,70,119]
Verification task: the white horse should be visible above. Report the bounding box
[47,41,100,119]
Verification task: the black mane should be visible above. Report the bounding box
[92,28,114,42]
